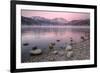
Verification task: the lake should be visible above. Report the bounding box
[21,25,90,62]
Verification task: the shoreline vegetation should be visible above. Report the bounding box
[22,37,90,63]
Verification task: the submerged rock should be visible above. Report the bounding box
[70,37,73,42]
[30,49,42,55]
[32,46,37,50]
[56,40,60,42]
[23,43,29,46]
[51,43,56,46]
[80,36,86,42]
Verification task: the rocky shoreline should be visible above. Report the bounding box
[22,39,90,63]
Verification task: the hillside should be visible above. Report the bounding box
[21,16,90,26]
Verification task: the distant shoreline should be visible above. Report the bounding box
[21,25,90,29]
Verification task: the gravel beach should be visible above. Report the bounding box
[22,39,90,63]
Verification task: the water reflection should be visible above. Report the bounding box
[22,26,90,43]
[21,26,90,62]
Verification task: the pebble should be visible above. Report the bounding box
[49,44,54,49]
[52,51,58,55]
[66,51,73,58]
[65,45,72,51]
[49,57,55,61]
[51,43,56,46]
[59,51,64,56]
[56,40,60,42]
[32,46,37,50]
[23,43,29,46]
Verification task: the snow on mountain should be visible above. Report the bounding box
[53,18,68,23]
[21,16,90,26]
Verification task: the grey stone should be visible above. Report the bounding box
[30,49,42,55]
[49,57,55,61]
[52,50,58,55]
[59,51,64,56]
[65,45,72,51]
[66,51,73,58]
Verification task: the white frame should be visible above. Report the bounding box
[16,4,94,69]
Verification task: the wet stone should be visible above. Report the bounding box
[66,51,73,58]
[30,49,42,55]
[65,45,72,51]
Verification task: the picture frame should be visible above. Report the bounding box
[10,0,97,72]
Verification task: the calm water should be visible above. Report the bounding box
[21,26,90,62]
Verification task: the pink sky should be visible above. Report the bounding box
[21,10,90,21]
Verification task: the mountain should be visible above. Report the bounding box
[21,16,90,26]
[21,16,33,25]
[66,19,90,26]
[53,18,68,23]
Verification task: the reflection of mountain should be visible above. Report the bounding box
[21,16,90,26]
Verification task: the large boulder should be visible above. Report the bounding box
[30,49,42,55]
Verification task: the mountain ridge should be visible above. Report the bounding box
[21,16,90,26]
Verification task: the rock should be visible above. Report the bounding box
[23,43,29,46]
[65,45,72,51]
[30,49,42,55]
[52,51,58,55]
[49,57,55,61]
[80,36,85,42]
[59,51,64,56]
[70,37,73,42]
[51,43,56,46]
[66,51,73,58]
[32,46,37,50]
[48,44,54,49]
[56,40,60,42]
[60,47,65,49]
